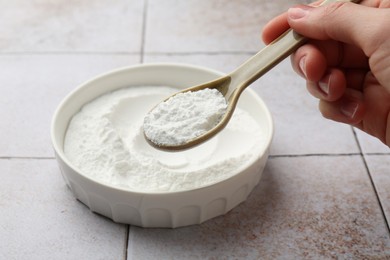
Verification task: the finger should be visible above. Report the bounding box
[262,0,385,46]
[287,2,388,56]
[262,12,290,44]
[261,0,328,44]
[291,43,327,81]
[319,88,365,125]
[344,69,367,91]
[292,40,368,73]
[306,68,368,101]
[306,69,346,101]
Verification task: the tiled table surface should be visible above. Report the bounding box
[1,0,389,259]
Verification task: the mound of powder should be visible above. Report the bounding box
[143,88,227,146]
[64,86,265,192]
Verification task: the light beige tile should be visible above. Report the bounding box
[365,155,390,226]
[0,159,126,259]
[355,129,390,154]
[0,0,144,52]
[144,54,360,155]
[144,53,251,73]
[128,156,390,259]
[145,0,303,53]
[0,54,139,157]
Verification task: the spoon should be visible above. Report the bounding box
[145,0,361,151]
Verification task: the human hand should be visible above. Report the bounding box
[262,1,390,146]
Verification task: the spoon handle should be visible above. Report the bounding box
[228,0,361,96]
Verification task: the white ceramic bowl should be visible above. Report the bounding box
[51,63,273,228]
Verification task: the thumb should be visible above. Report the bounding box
[287,2,386,56]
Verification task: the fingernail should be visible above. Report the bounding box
[318,75,331,95]
[299,56,307,78]
[340,101,359,118]
[288,7,308,20]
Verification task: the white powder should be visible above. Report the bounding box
[64,86,265,192]
[143,88,227,146]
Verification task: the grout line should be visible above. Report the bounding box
[270,152,390,158]
[351,127,390,234]
[0,156,55,160]
[0,51,257,56]
[139,0,149,64]
[144,51,257,56]
[269,153,361,158]
[123,225,130,260]
[0,51,141,56]
[364,152,390,156]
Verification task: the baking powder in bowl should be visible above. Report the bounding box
[64,86,265,192]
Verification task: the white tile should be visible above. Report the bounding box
[356,128,390,154]
[145,0,303,53]
[145,54,360,155]
[128,156,390,259]
[0,54,139,157]
[365,155,390,226]
[0,159,126,259]
[0,1,144,52]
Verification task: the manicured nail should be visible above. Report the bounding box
[318,75,331,95]
[299,56,307,78]
[288,7,308,20]
[340,101,359,118]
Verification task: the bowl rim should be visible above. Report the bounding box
[51,62,274,195]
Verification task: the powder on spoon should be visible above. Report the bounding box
[143,88,227,146]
